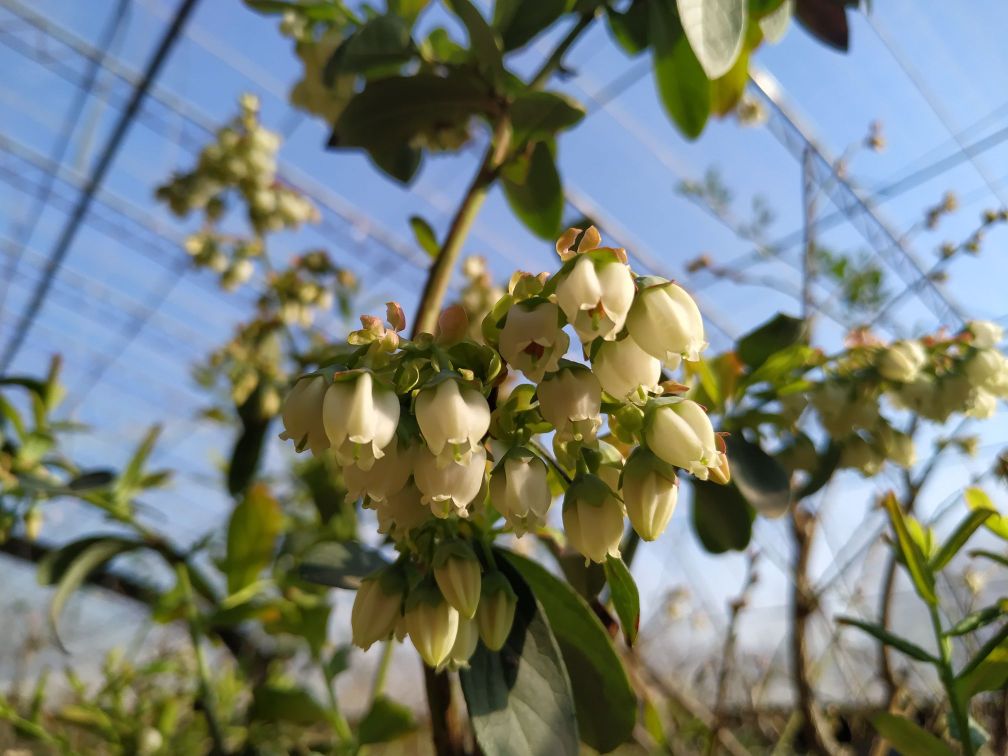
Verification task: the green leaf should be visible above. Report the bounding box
[249,686,328,725]
[723,435,790,518]
[325,14,415,81]
[460,553,579,756]
[493,0,568,50]
[882,493,937,606]
[502,550,637,752]
[358,696,417,745]
[676,0,747,79]
[970,549,1008,569]
[502,141,563,239]
[691,479,754,553]
[556,551,606,599]
[743,344,813,389]
[736,313,807,369]
[870,712,954,756]
[793,0,849,52]
[297,540,392,589]
[225,484,282,594]
[946,601,1008,637]
[759,0,792,42]
[604,556,640,646]
[930,507,994,572]
[244,0,354,22]
[409,215,440,257]
[957,644,1008,699]
[796,442,841,499]
[606,0,650,55]
[67,470,115,492]
[837,617,937,664]
[113,425,161,502]
[44,538,143,650]
[328,71,497,183]
[965,487,1008,540]
[510,91,585,146]
[446,0,506,86]
[649,0,710,139]
[227,417,269,496]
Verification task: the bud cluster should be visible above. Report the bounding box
[279,227,727,665]
[809,321,1008,475]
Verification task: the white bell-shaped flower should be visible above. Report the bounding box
[592,335,661,400]
[537,362,601,442]
[498,300,570,382]
[967,320,1004,348]
[489,448,552,536]
[322,371,399,470]
[621,448,679,541]
[562,474,625,564]
[555,255,635,342]
[279,374,330,455]
[965,349,1008,393]
[644,399,722,480]
[877,340,926,383]
[405,585,459,668]
[413,446,486,519]
[343,438,414,503]
[415,379,490,465]
[625,278,706,367]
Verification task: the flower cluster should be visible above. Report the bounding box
[156,94,318,289]
[279,227,725,667]
[807,321,1008,475]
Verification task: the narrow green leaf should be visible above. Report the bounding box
[794,0,849,52]
[604,556,640,646]
[970,549,1008,569]
[325,14,415,81]
[460,554,579,756]
[946,601,1008,637]
[446,0,506,85]
[606,0,650,55]
[870,712,954,756]
[297,540,392,589]
[509,91,585,146]
[965,487,1008,540]
[930,508,994,572]
[649,0,710,139]
[492,0,568,51]
[502,141,563,239]
[691,479,754,553]
[723,435,791,518]
[736,313,806,369]
[837,617,937,664]
[676,0,747,79]
[957,647,1008,700]
[358,696,416,745]
[227,417,269,496]
[882,493,937,606]
[67,470,115,492]
[409,215,440,257]
[225,484,283,594]
[249,686,328,725]
[502,550,637,752]
[113,425,161,500]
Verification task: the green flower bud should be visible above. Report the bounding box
[562,474,625,564]
[405,583,459,668]
[433,541,482,619]
[350,567,406,651]
[447,616,480,669]
[477,571,518,652]
[621,448,679,541]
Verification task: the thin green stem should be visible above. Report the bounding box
[178,564,228,756]
[929,602,974,756]
[370,641,395,701]
[320,659,353,743]
[528,13,596,90]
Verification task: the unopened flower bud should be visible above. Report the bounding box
[415,378,490,465]
[644,399,723,480]
[625,278,706,367]
[447,616,480,668]
[413,446,486,518]
[621,449,679,541]
[279,374,330,455]
[351,568,406,651]
[562,474,625,564]
[593,335,661,401]
[405,583,459,668]
[555,254,635,342]
[322,371,400,470]
[965,349,1008,393]
[498,300,570,381]
[477,571,518,651]
[877,340,926,383]
[433,541,482,619]
[489,447,552,536]
[537,361,601,442]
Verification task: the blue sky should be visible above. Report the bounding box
[2,0,1008,695]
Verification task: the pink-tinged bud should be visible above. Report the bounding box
[386,301,406,332]
[592,335,661,401]
[625,278,707,367]
[322,371,400,470]
[436,304,469,345]
[278,374,329,455]
[433,541,482,619]
[350,568,405,651]
[415,378,490,465]
[405,583,460,668]
[477,571,517,651]
[644,399,723,480]
[621,448,679,541]
[562,474,625,564]
[498,300,569,382]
